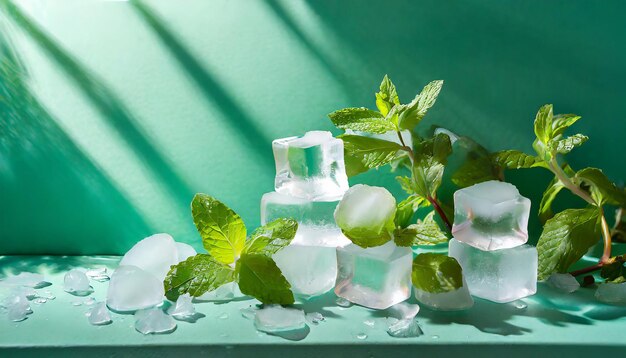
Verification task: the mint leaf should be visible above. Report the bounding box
[412,253,463,293]
[243,218,298,256]
[412,134,452,197]
[340,134,404,176]
[398,80,443,131]
[575,167,626,206]
[236,253,294,304]
[396,176,415,195]
[329,108,395,134]
[551,113,582,138]
[408,211,449,245]
[491,150,547,170]
[395,195,423,228]
[552,134,588,154]
[375,75,400,116]
[163,254,236,301]
[389,154,411,172]
[537,207,601,280]
[448,137,499,188]
[393,227,418,247]
[192,194,246,265]
[533,104,554,145]
[538,176,565,224]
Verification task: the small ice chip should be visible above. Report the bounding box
[387,318,423,338]
[119,233,179,282]
[134,308,176,334]
[167,294,196,320]
[595,282,626,304]
[106,265,164,312]
[1,272,48,288]
[386,302,420,320]
[254,305,305,333]
[63,269,92,296]
[88,302,112,325]
[240,306,259,320]
[305,312,324,325]
[547,273,580,293]
[2,293,32,322]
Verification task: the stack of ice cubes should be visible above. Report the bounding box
[449,180,538,303]
[262,131,351,299]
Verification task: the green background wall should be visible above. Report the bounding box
[1,0,625,254]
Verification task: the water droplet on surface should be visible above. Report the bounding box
[356,333,368,340]
[218,313,229,319]
[512,301,527,309]
[84,297,96,306]
[363,319,375,327]
[335,297,352,308]
[71,301,82,306]
[432,335,439,339]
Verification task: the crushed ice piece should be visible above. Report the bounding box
[176,242,197,263]
[414,283,474,311]
[71,300,82,306]
[84,297,96,306]
[63,269,93,296]
[88,302,112,325]
[254,305,305,333]
[335,241,413,309]
[1,272,49,288]
[39,290,55,300]
[452,180,531,251]
[2,293,32,322]
[547,273,580,293]
[134,308,177,334]
[15,287,38,300]
[355,333,368,340]
[449,238,537,303]
[167,294,196,320]
[387,318,423,338]
[240,306,259,320]
[86,267,110,282]
[119,233,179,282]
[386,302,420,320]
[595,282,626,304]
[32,297,47,304]
[194,282,243,302]
[106,265,164,312]
[335,297,352,307]
[305,312,324,325]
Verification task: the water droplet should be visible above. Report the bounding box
[33,297,47,304]
[513,301,527,309]
[72,301,82,306]
[218,313,229,319]
[432,335,439,339]
[363,319,375,327]
[41,291,55,300]
[336,297,352,308]
[356,333,368,340]
[219,333,228,338]
[84,297,96,306]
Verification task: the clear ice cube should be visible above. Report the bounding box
[0,272,48,288]
[254,305,305,333]
[119,233,179,282]
[414,283,474,311]
[88,302,112,325]
[335,241,412,309]
[167,293,196,319]
[176,242,197,263]
[448,238,537,303]
[194,282,244,302]
[273,131,348,200]
[547,273,580,293]
[2,293,32,322]
[134,308,176,334]
[595,282,626,304]
[386,301,420,320]
[452,180,531,250]
[106,265,164,312]
[63,269,92,296]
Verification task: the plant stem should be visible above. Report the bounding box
[428,196,453,231]
[548,158,594,205]
[397,131,414,162]
[570,262,604,277]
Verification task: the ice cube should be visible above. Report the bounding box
[176,242,197,263]
[194,282,244,302]
[386,302,420,320]
[595,282,626,304]
[88,302,112,325]
[119,233,179,282]
[387,318,423,338]
[240,305,259,320]
[63,269,92,296]
[305,311,324,324]
[272,131,348,200]
[335,241,412,309]
[134,308,176,334]
[452,180,531,250]
[547,273,580,293]
[334,185,396,240]
[85,267,109,282]
[1,272,48,288]
[254,305,306,333]
[449,238,537,303]
[2,293,32,322]
[106,265,164,312]
[414,283,474,311]
[167,294,196,319]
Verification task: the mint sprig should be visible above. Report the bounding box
[412,253,464,293]
[164,194,298,303]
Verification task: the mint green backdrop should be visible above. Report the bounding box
[1,0,625,254]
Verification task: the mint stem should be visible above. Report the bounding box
[569,262,604,277]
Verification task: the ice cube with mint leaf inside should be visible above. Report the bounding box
[411,253,473,311]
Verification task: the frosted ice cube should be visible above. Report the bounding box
[386,301,420,320]
[547,273,580,293]
[106,265,164,312]
[387,318,423,338]
[134,308,176,334]
[414,283,474,311]
[334,184,397,239]
[595,282,626,304]
[273,131,348,200]
[194,282,244,302]
[449,238,537,303]
[1,272,48,288]
[335,241,412,309]
[254,305,305,333]
[176,242,197,263]
[88,302,112,325]
[63,269,92,296]
[2,293,32,322]
[119,233,179,282]
[273,244,338,299]
[452,180,531,250]
[167,294,196,319]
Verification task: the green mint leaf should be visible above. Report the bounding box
[537,207,601,280]
[412,134,452,197]
[339,134,404,177]
[393,227,418,247]
[236,253,294,304]
[412,253,463,293]
[408,211,449,245]
[192,194,246,265]
[449,137,499,188]
[375,75,400,116]
[551,113,582,138]
[396,175,415,195]
[552,134,588,154]
[389,154,411,172]
[395,195,424,228]
[398,80,443,131]
[533,104,554,145]
[538,176,565,224]
[328,107,396,134]
[574,167,626,206]
[243,218,298,256]
[163,254,236,301]
[491,150,547,170]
